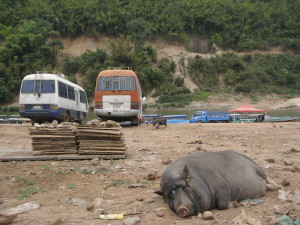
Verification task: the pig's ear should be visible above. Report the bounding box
[154,190,163,196]
[183,165,191,181]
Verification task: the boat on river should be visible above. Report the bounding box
[265,116,299,122]
[0,115,31,124]
[143,105,299,124]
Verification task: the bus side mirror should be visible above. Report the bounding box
[142,97,146,102]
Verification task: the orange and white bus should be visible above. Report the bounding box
[94,68,143,125]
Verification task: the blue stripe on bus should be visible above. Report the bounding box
[19,107,87,121]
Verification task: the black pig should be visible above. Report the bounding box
[152,118,167,129]
[155,150,268,217]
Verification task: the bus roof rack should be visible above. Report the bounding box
[107,67,132,70]
[35,71,67,79]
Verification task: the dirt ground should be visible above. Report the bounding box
[0,121,300,225]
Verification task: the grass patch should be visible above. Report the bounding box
[97,168,107,173]
[107,180,126,187]
[43,164,52,171]
[136,179,151,185]
[81,169,94,174]
[67,184,77,189]
[249,95,259,103]
[15,177,36,186]
[56,169,70,175]
[18,186,40,200]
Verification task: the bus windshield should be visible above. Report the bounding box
[98,76,136,91]
[21,80,55,93]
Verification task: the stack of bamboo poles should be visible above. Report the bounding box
[30,124,78,155]
[76,121,126,155]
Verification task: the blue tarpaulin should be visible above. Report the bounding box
[280,215,300,225]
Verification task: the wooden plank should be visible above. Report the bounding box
[30,130,75,134]
[33,152,77,155]
[79,146,126,150]
[77,127,121,130]
[77,135,122,139]
[79,139,125,145]
[79,144,126,148]
[28,125,127,157]
[32,146,77,150]
[32,140,77,144]
[30,129,75,133]
[32,148,77,152]
[77,129,122,135]
[32,142,77,146]
[0,154,126,161]
[32,149,77,152]
[31,135,75,139]
[78,151,125,155]
[79,142,125,146]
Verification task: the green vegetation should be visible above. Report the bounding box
[56,169,70,175]
[18,186,40,200]
[81,169,94,175]
[67,184,77,189]
[188,53,300,95]
[15,176,40,200]
[15,176,36,186]
[42,164,52,171]
[1,0,298,50]
[0,105,19,111]
[0,0,299,105]
[136,179,151,185]
[107,180,126,187]
[0,19,62,103]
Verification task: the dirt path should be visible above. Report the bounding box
[0,123,299,224]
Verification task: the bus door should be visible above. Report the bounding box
[74,89,80,120]
[75,90,79,106]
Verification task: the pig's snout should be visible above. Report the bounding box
[177,205,193,217]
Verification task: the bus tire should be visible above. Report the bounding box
[78,113,87,124]
[64,112,70,122]
[31,119,36,126]
[100,117,107,122]
[131,117,139,126]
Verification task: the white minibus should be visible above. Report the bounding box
[19,72,88,124]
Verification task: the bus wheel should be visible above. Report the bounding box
[131,117,139,126]
[78,115,86,125]
[100,117,107,122]
[31,119,36,126]
[64,113,70,122]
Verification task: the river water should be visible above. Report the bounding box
[142,109,300,122]
[2,109,300,122]
[88,109,300,121]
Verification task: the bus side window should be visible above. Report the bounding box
[68,85,75,100]
[58,81,67,98]
[80,91,87,103]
